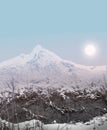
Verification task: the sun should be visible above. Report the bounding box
[84,44,96,56]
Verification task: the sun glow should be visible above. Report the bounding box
[84,44,97,56]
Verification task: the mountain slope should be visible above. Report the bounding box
[0,45,107,124]
[0,45,106,94]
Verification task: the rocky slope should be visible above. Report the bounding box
[0,89,107,124]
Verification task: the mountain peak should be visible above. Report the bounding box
[30,45,62,62]
[31,45,43,55]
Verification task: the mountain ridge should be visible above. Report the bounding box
[0,45,107,125]
[0,45,106,94]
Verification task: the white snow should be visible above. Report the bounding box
[0,45,106,95]
[1,114,107,130]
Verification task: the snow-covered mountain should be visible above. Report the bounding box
[0,45,106,94]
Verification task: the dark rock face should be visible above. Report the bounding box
[0,89,107,124]
[0,126,10,130]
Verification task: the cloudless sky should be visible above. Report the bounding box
[0,0,107,65]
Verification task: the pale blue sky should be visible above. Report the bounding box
[0,0,107,65]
